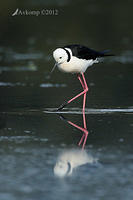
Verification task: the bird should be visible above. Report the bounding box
[52,44,113,112]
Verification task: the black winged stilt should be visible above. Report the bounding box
[52,44,113,112]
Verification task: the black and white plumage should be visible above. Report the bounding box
[53,44,113,73]
[52,44,114,112]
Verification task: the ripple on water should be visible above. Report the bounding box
[0,82,66,88]
[0,136,49,143]
[44,107,133,114]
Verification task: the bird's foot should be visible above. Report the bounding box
[57,100,68,111]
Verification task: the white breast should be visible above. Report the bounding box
[58,56,98,73]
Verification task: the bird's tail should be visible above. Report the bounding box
[99,50,115,57]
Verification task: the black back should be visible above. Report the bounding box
[64,44,111,60]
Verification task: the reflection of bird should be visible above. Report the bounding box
[52,44,113,111]
[54,149,97,177]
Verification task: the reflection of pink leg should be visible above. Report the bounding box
[78,131,88,149]
[78,133,88,149]
[68,120,87,133]
[80,93,87,148]
[83,133,88,149]
[78,111,88,149]
[81,112,88,149]
[68,119,88,149]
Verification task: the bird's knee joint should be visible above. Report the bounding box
[85,88,88,92]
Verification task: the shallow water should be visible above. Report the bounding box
[0,0,133,199]
[0,110,133,200]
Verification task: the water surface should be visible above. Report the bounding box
[0,0,133,199]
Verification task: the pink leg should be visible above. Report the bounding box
[77,74,85,90]
[57,73,88,111]
[67,73,88,104]
[78,73,86,114]
[78,73,89,149]
[82,73,88,91]
[78,73,87,115]
[78,73,87,129]
[67,88,88,149]
[59,74,89,149]
[82,73,88,113]
[67,86,88,104]
[72,74,88,149]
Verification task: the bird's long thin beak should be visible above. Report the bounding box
[50,63,57,74]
